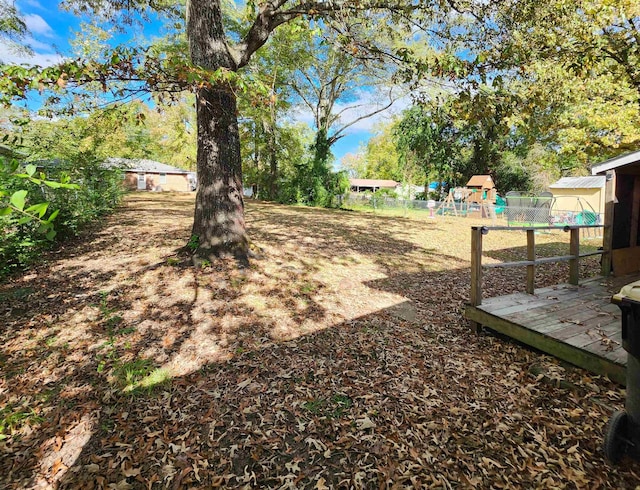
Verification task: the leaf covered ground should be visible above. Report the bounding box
[1,193,639,489]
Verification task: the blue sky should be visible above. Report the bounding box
[0,1,70,66]
[289,89,409,166]
[0,1,408,166]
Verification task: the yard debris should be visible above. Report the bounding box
[0,194,637,488]
[587,328,621,351]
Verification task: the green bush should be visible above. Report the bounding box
[37,154,123,239]
[0,153,123,278]
[0,159,59,277]
[277,168,348,208]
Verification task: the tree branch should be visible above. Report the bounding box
[329,88,398,142]
[232,0,419,69]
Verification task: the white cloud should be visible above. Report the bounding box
[24,13,55,38]
[290,89,411,135]
[0,10,62,66]
[29,37,54,51]
[289,107,314,126]
[331,90,411,133]
[0,40,63,66]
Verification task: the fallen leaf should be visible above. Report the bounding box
[356,416,376,430]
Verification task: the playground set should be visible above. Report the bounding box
[437,174,601,234]
[437,175,500,219]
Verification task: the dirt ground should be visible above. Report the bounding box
[1,192,639,489]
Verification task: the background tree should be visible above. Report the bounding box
[146,97,197,169]
[286,27,401,205]
[237,21,310,200]
[507,60,640,173]
[339,151,367,179]
[395,103,461,194]
[0,0,28,56]
[361,120,406,182]
[506,0,640,101]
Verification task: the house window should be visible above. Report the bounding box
[159,173,167,184]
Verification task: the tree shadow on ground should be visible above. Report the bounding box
[1,194,637,488]
[28,264,640,488]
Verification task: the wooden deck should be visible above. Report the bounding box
[465,274,640,386]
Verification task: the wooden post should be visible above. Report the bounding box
[630,176,640,247]
[601,170,615,276]
[569,227,580,285]
[470,226,483,333]
[526,229,535,294]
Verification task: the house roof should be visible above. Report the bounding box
[549,176,606,189]
[349,178,398,188]
[104,157,191,174]
[466,175,494,188]
[591,149,640,175]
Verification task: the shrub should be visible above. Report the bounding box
[37,154,124,240]
[0,153,123,278]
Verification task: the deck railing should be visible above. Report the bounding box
[469,225,606,331]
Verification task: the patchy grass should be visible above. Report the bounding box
[0,405,44,441]
[0,192,637,489]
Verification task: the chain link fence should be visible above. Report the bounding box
[342,193,603,235]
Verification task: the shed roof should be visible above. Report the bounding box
[591,149,640,175]
[549,176,606,189]
[349,178,398,188]
[104,157,190,174]
[466,175,494,188]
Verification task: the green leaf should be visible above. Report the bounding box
[10,189,27,211]
[0,207,11,216]
[43,180,62,189]
[25,202,48,218]
[45,229,56,240]
[47,208,60,222]
[17,215,32,224]
[25,164,36,177]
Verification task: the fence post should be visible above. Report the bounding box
[526,229,535,294]
[569,227,580,285]
[470,227,483,333]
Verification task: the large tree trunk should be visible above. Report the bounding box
[191,86,248,260]
[187,0,249,262]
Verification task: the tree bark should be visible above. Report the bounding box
[191,85,248,261]
[187,0,248,262]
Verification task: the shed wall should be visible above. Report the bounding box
[551,188,604,214]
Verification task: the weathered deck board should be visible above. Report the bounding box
[465,273,640,386]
